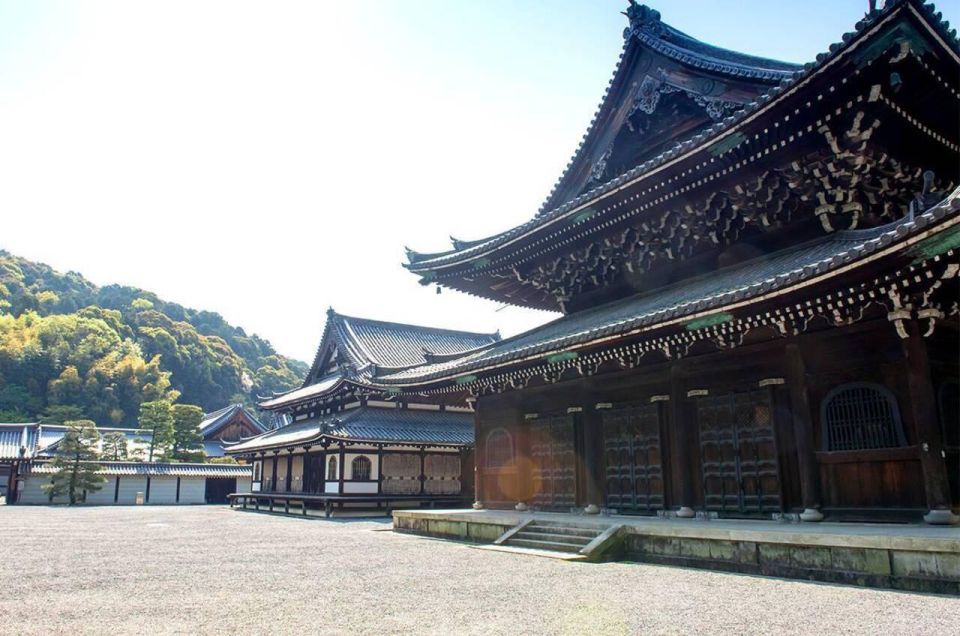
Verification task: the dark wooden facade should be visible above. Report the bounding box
[390,1,960,524]
[472,322,958,521]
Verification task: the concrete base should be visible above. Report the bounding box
[515,502,529,512]
[676,506,695,518]
[472,501,484,510]
[924,509,960,525]
[800,508,825,522]
[393,509,960,594]
[584,504,600,515]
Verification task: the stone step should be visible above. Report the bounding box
[514,531,593,545]
[508,538,586,553]
[524,525,601,539]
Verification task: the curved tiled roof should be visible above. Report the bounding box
[226,406,473,453]
[199,404,266,436]
[382,189,960,385]
[404,0,959,274]
[27,461,251,478]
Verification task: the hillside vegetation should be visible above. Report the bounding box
[0,250,307,426]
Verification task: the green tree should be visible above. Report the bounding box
[39,404,86,424]
[101,431,128,460]
[42,420,106,504]
[171,404,204,461]
[139,400,174,461]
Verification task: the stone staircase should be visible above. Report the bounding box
[479,519,623,560]
[506,522,602,553]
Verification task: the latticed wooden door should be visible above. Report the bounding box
[601,404,664,513]
[697,390,781,515]
[530,415,577,508]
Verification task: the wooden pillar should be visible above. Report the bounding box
[270,451,279,492]
[337,442,345,495]
[581,402,603,514]
[318,446,327,495]
[469,398,485,509]
[901,320,958,524]
[785,343,824,521]
[419,446,426,495]
[669,364,696,517]
[285,452,293,492]
[377,444,384,495]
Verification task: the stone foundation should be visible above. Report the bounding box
[393,509,960,594]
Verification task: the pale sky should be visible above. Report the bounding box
[3,1,956,363]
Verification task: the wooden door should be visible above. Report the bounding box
[530,415,577,509]
[302,455,324,494]
[601,404,665,514]
[697,390,782,515]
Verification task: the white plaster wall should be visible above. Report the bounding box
[17,476,66,504]
[236,476,252,492]
[148,478,178,504]
[179,478,206,504]
[324,481,338,494]
[117,477,149,504]
[84,478,117,505]
[343,482,378,494]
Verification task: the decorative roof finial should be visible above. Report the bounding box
[326,306,336,317]
[623,1,662,39]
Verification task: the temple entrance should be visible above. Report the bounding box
[696,389,782,516]
[530,415,577,509]
[302,454,324,494]
[601,404,665,514]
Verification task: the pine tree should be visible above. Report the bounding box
[101,431,129,460]
[43,420,106,505]
[139,400,175,461]
[171,404,204,461]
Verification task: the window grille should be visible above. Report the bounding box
[821,383,906,451]
[327,456,338,481]
[352,455,372,481]
[486,429,513,468]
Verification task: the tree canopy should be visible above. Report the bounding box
[0,250,306,425]
[42,420,107,505]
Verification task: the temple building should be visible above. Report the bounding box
[388,1,959,524]
[225,309,498,515]
[199,404,268,457]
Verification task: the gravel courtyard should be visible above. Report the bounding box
[1,506,957,635]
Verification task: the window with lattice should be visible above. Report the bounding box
[352,455,372,481]
[327,456,338,480]
[820,383,907,451]
[485,429,513,468]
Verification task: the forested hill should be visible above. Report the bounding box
[0,250,308,426]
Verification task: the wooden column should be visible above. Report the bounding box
[470,398,484,509]
[785,343,824,521]
[377,444,384,495]
[337,442,345,495]
[285,452,293,492]
[581,402,603,514]
[270,451,279,492]
[419,446,426,495]
[670,364,695,517]
[901,320,958,524]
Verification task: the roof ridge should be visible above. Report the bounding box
[403,0,959,275]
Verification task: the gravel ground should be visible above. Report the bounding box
[0,506,957,635]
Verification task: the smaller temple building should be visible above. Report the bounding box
[199,404,267,457]
[225,310,497,515]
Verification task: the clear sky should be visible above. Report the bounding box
[2,1,957,363]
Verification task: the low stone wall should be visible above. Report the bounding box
[622,532,959,594]
[393,510,960,595]
[393,513,511,543]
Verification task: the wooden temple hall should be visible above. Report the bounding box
[225,310,499,515]
[386,0,960,524]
